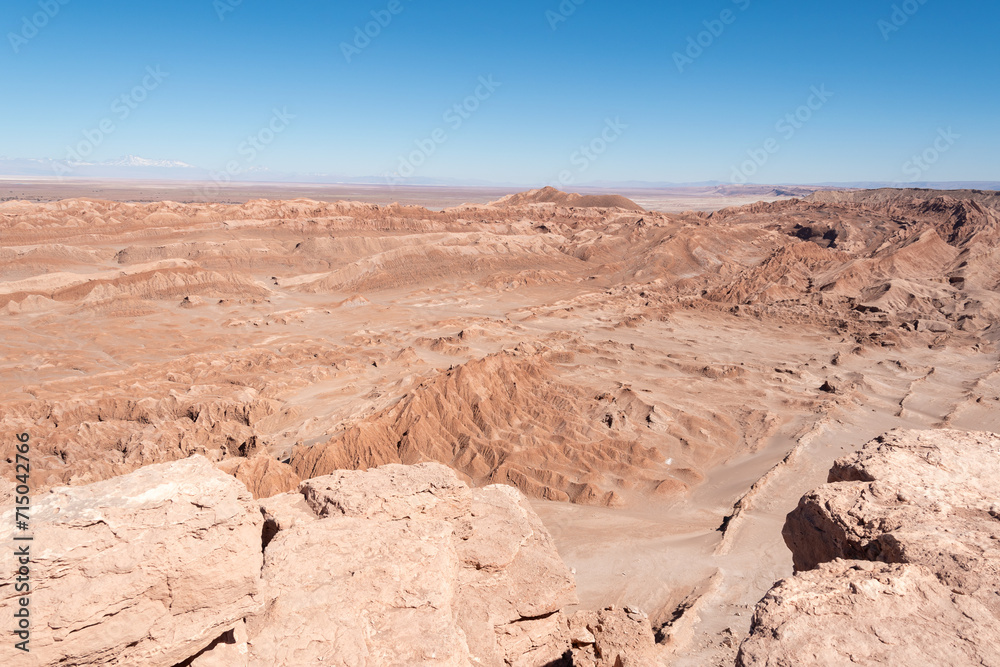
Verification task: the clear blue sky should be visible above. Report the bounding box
[1,0,997,185]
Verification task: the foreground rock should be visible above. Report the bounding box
[250,515,470,665]
[738,429,1000,666]
[738,560,1000,666]
[0,457,263,667]
[0,456,582,666]
[252,463,579,666]
[568,606,659,667]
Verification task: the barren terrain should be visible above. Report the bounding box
[0,178,812,212]
[2,185,999,663]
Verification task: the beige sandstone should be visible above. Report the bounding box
[262,463,578,667]
[739,429,1000,666]
[738,560,1000,667]
[0,456,263,667]
[568,606,661,666]
[0,457,584,666]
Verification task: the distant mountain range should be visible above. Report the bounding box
[0,156,995,192]
[0,156,202,181]
[0,156,496,186]
[810,180,1000,190]
[100,155,196,169]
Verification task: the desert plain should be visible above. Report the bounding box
[2,183,999,665]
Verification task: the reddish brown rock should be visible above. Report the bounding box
[288,352,691,508]
[219,453,301,499]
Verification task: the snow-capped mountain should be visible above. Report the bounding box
[101,155,196,169]
[0,155,204,180]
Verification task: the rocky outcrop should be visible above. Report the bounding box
[289,352,686,507]
[737,560,1000,667]
[0,390,290,492]
[0,457,264,667]
[568,606,660,667]
[738,429,1000,666]
[0,457,580,666]
[254,463,579,666]
[489,186,646,212]
[781,429,1000,605]
[249,513,471,665]
[219,453,301,500]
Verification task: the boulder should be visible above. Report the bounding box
[916,319,952,333]
[249,463,578,666]
[569,606,660,667]
[737,560,1000,667]
[0,456,263,667]
[782,429,1000,601]
[247,517,470,666]
[0,457,582,666]
[739,429,1000,666]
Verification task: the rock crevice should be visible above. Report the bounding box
[738,429,1000,666]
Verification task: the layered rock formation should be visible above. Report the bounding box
[738,429,1000,666]
[219,452,301,500]
[489,186,647,212]
[0,456,587,666]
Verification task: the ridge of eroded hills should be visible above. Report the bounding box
[2,188,999,499]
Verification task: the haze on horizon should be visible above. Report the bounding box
[1,0,997,187]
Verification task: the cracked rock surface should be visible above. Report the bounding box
[0,456,263,667]
[251,463,578,666]
[0,457,579,666]
[738,429,1000,666]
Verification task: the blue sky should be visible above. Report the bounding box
[1,0,997,185]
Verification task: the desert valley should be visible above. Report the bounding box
[2,185,999,665]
